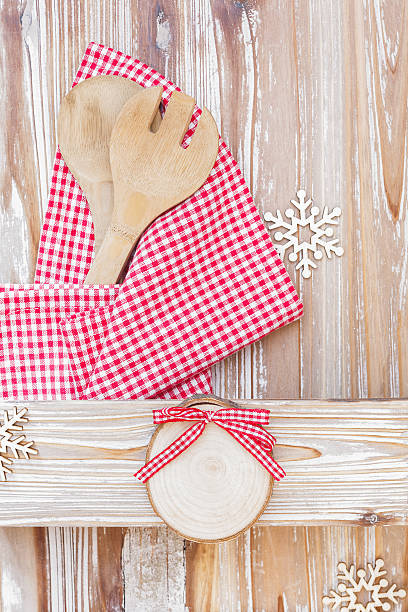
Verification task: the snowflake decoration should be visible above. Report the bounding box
[322,559,406,612]
[0,407,37,481]
[264,189,344,279]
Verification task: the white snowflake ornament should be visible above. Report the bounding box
[322,559,406,612]
[0,407,37,481]
[0,456,12,480]
[264,189,344,278]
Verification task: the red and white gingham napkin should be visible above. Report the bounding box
[0,42,302,402]
[52,44,302,399]
[0,284,210,400]
[58,135,302,399]
[0,284,118,399]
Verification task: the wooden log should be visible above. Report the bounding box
[146,421,273,542]
[144,396,273,542]
[0,398,405,527]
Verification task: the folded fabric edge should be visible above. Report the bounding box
[58,304,214,400]
[78,298,303,401]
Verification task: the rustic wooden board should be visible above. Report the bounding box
[0,0,407,610]
[0,398,406,527]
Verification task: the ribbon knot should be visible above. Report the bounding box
[135,402,286,483]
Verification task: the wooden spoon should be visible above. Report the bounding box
[85,86,219,284]
[57,75,161,252]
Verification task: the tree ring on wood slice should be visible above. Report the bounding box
[146,399,273,542]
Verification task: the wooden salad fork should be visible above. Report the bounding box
[84,86,219,284]
[58,75,161,252]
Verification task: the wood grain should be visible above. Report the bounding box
[0,0,43,283]
[0,398,405,527]
[0,0,407,610]
[181,0,408,609]
[122,527,185,612]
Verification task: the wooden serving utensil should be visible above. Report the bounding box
[57,75,161,252]
[85,86,219,284]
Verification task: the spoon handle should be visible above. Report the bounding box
[83,180,115,253]
[84,223,141,284]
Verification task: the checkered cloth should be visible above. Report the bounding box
[0,42,302,402]
[0,284,209,400]
[58,133,302,399]
[0,284,118,399]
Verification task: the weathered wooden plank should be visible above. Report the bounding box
[1,0,407,610]
[342,0,408,400]
[1,2,189,609]
[0,527,50,611]
[0,399,404,526]
[185,532,254,612]
[122,527,185,612]
[185,2,307,606]
[249,526,408,612]
[0,0,44,283]
[188,0,408,608]
[45,527,126,611]
[0,526,127,611]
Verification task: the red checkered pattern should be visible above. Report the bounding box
[59,304,212,399]
[0,283,211,401]
[33,42,215,399]
[64,136,302,399]
[0,285,119,400]
[135,405,285,482]
[29,42,302,402]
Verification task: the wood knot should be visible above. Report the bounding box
[359,512,395,525]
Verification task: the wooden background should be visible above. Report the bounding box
[0,0,407,610]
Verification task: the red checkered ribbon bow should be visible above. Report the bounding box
[135,405,286,483]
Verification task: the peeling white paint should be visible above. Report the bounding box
[156,11,171,53]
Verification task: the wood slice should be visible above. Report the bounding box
[146,400,273,542]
